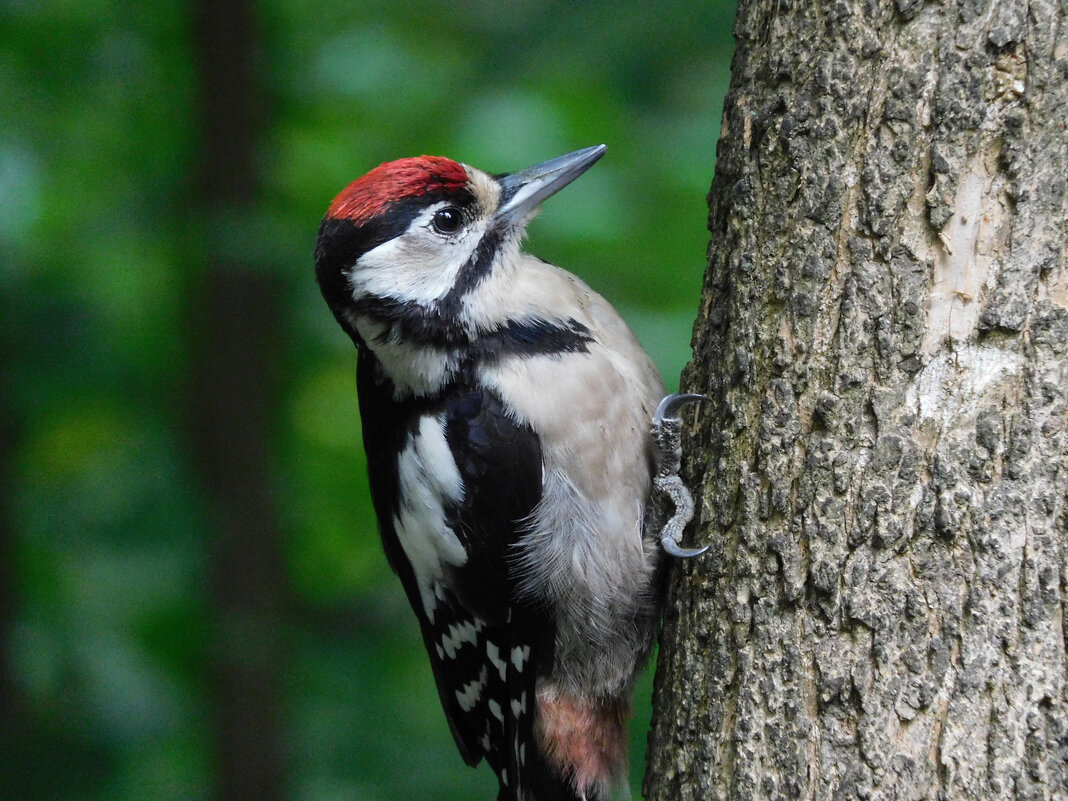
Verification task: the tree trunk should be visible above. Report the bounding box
[189,2,286,800]
[0,361,20,732]
[646,1,1067,799]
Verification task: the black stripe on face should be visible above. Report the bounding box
[314,190,476,339]
[439,228,503,313]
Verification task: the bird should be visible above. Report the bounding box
[314,145,705,801]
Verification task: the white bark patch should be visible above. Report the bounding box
[905,344,1023,428]
[1037,260,1068,309]
[923,154,1006,354]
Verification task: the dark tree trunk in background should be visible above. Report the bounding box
[190,2,286,800]
[0,382,20,731]
[646,1,1067,799]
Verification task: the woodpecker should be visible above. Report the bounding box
[315,145,705,801]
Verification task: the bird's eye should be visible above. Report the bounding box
[431,207,463,235]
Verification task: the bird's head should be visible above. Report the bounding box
[314,145,606,347]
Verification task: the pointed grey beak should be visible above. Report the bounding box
[496,145,607,225]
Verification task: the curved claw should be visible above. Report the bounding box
[662,539,711,559]
[654,393,707,424]
[651,393,710,560]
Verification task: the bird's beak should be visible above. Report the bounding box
[495,145,607,226]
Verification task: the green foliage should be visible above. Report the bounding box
[1,1,734,798]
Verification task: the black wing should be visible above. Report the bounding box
[356,352,556,799]
[437,387,553,800]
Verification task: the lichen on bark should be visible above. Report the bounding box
[645,1,1068,799]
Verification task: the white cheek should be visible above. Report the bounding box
[349,224,482,306]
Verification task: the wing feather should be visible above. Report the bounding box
[357,355,553,797]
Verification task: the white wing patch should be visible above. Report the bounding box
[455,666,488,712]
[441,619,481,658]
[486,641,507,681]
[393,416,466,618]
[511,645,530,671]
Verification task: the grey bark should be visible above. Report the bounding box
[645,1,1068,800]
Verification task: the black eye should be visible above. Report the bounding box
[431,207,463,235]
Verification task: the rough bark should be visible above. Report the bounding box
[646,1,1067,800]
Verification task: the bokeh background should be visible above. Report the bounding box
[1,2,736,799]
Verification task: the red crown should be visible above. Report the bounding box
[327,156,469,223]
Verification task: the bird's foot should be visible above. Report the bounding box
[651,394,709,559]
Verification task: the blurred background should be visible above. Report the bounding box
[0,1,735,799]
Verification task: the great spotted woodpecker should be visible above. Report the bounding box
[315,145,705,801]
